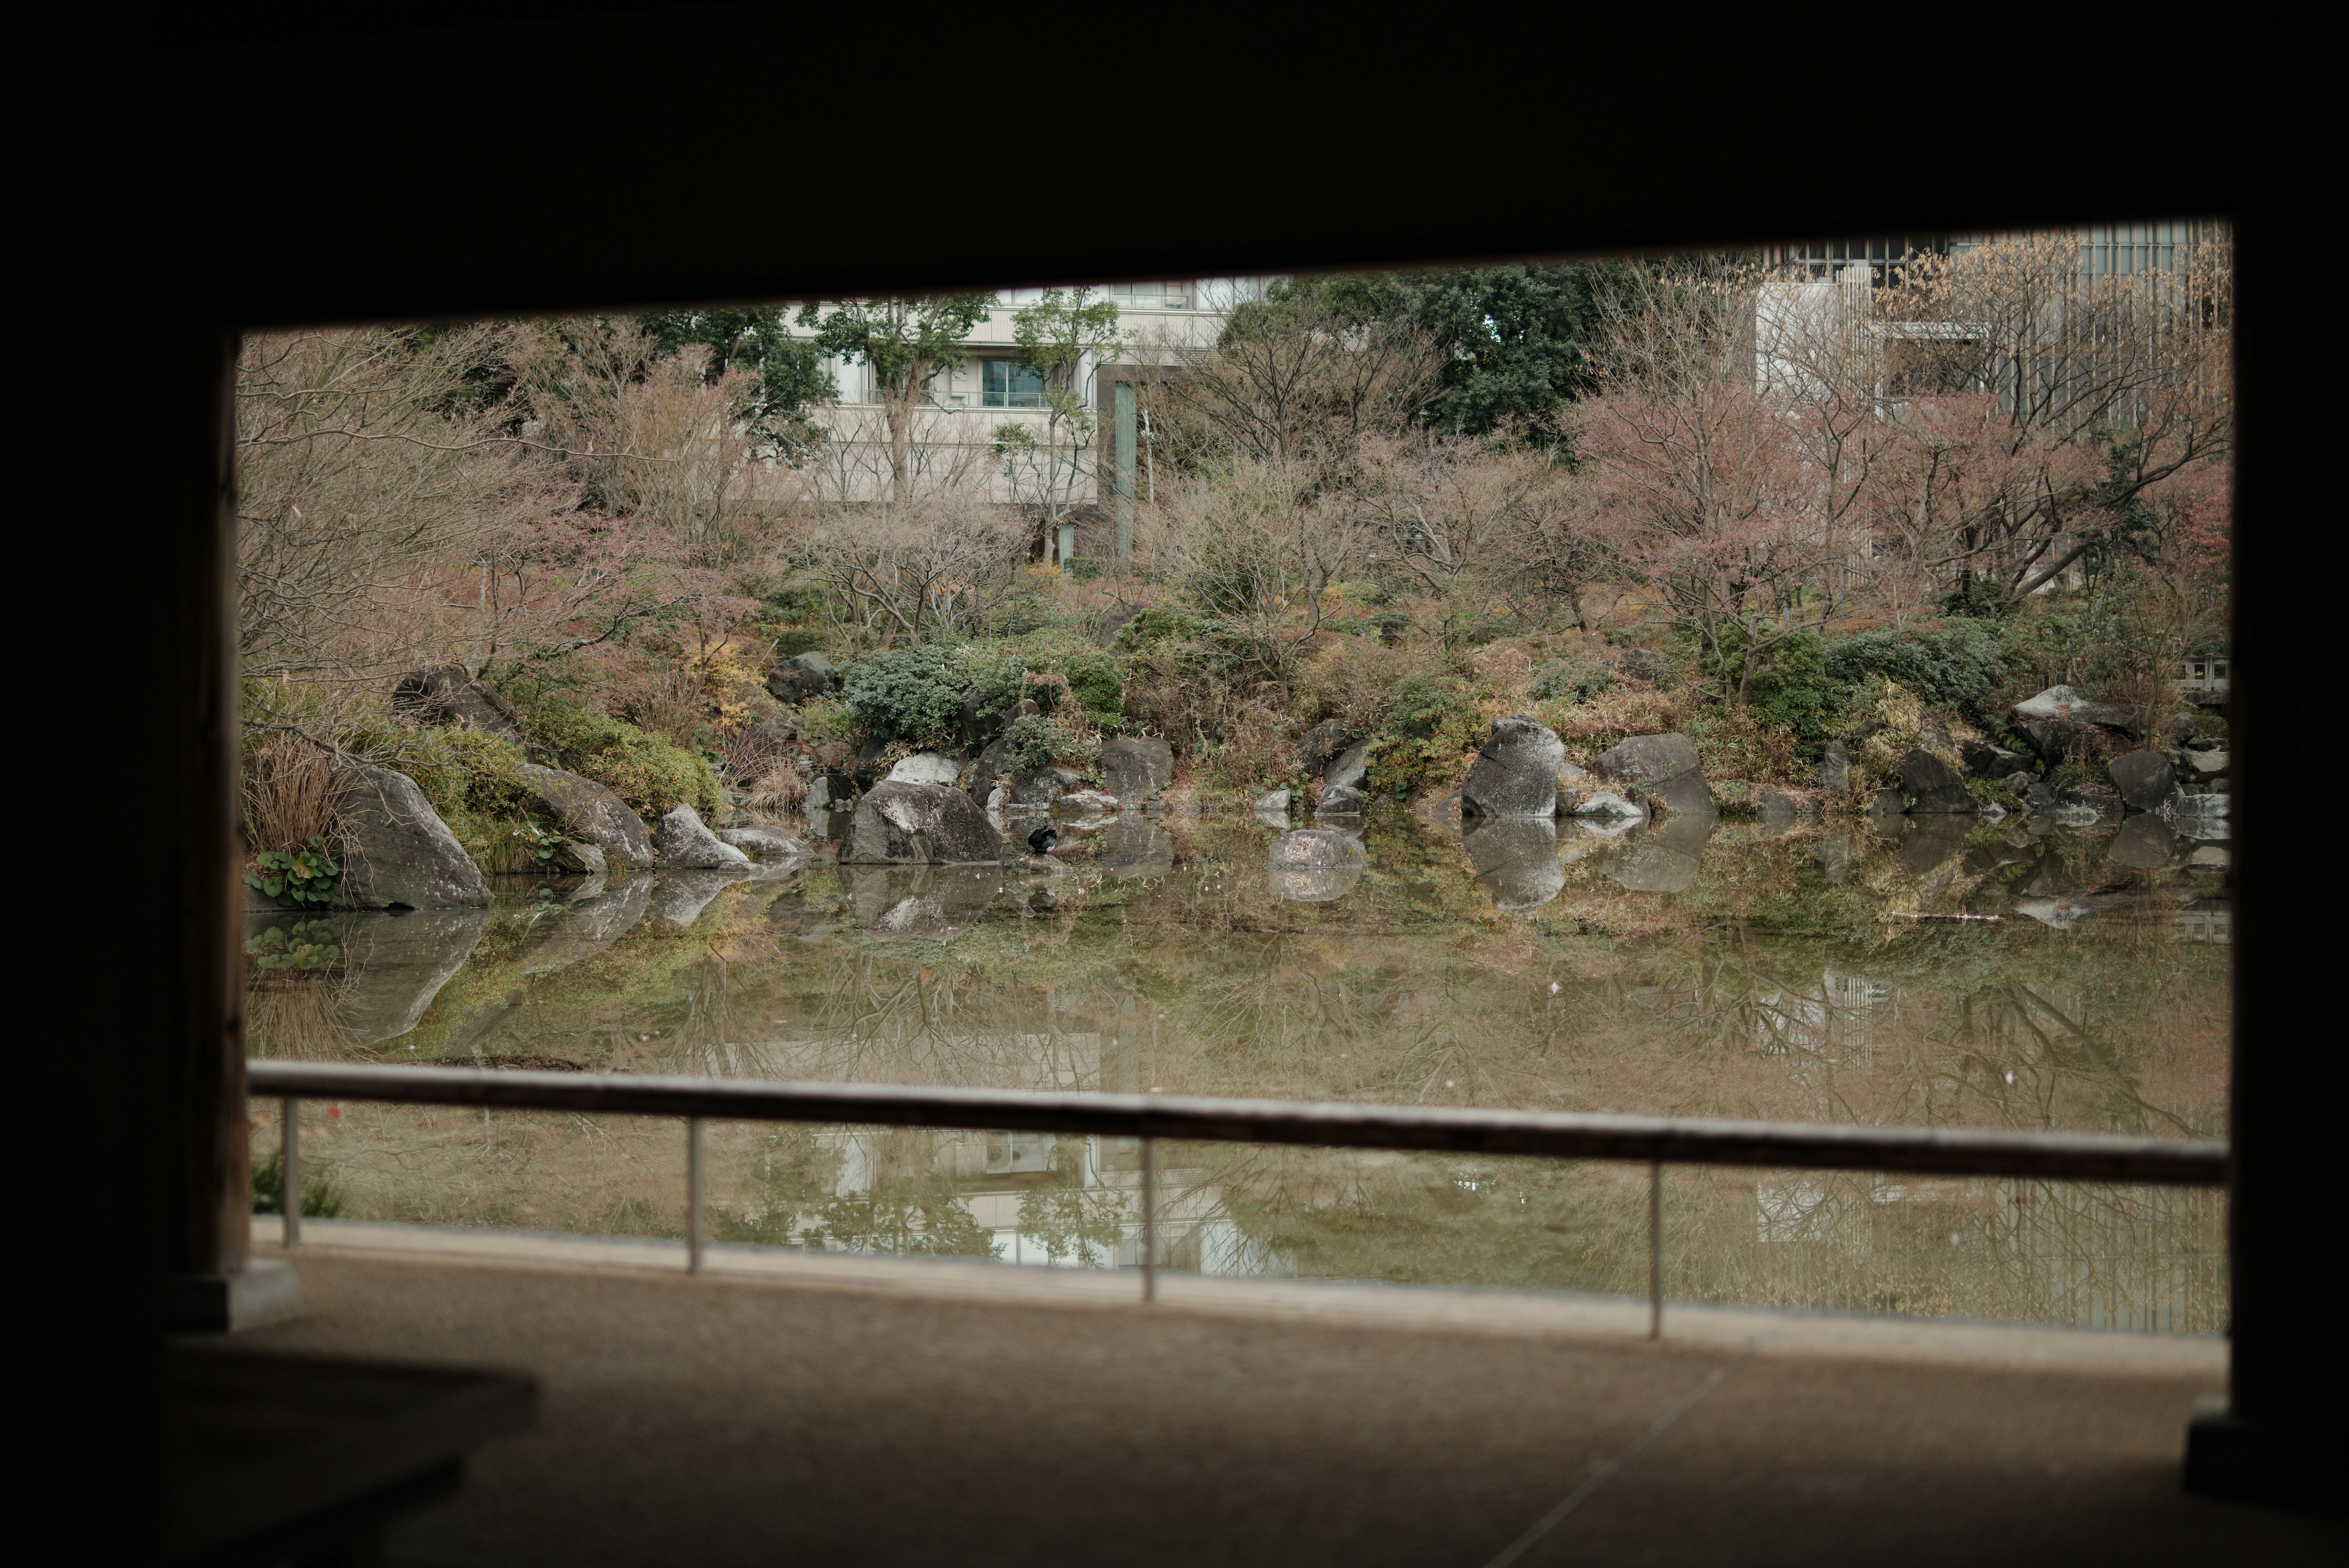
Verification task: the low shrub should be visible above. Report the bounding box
[1529,653,1613,705]
[1366,671,1491,801]
[1740,631,1837,754]
[1113,604,1208,652]
[1822,620,2007,723]
[514,693,721,819]
[841,645,968,747]
[1003,713,1099,775]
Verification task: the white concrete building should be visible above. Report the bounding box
[787,280,1265,562]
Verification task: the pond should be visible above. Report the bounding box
[247,800,2231,1334]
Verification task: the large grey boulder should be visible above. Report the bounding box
[1461,716,1567,818]
[766,666,826,704]
[336,767,491,909]
[2108,750,2179,813]
[968,737,1012,802]
[1594,732,1715,815]
[653,804,754,869]
[2012,684,2137,730]
[2054,781,2123,822]
[719,825,811,861]
[885,752,963,787]
[843,781,1005,864]
[390,665,527,745]
[1960,738,2028,779]
[1324,740,1373,795]
[1316,784,1365,816]
[806,772,856,816]
[1294,719,1357,776]
[1572,791,1645,820]
[1008,766,1083,809]
[1894,749,1975,814]
[2020,719,2096,768]
[519,764,656,868]
[768,650,837,703]
[1462,817,1565,911]
[1760,791,1799,834]
[2185,748,2229,781]
[1099,736,1175,803]
[550,840,606,877]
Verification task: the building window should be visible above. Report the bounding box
[982,358,1047,409]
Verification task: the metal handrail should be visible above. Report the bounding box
[250,1060,2228,1334]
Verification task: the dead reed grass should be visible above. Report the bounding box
[242,733,354,855]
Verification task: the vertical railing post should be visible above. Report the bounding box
[1648,1159,1663,1340]
[1140,1135,1156,1304]
[687,1117,705,1275]
[281,1097,302,1248]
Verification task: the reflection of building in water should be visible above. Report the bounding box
[745,1021,1291,1276]
[2176,904,2232,945]
[806,1126,1289,1276]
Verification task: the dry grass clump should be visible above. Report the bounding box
[242,733,353,856]
[1293,634,1447,735]
[744,762,810,817]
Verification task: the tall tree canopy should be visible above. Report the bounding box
[638,306,834,462]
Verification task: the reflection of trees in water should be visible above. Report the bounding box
[1699,1169,2224,1333]
[286,818,2228,1329]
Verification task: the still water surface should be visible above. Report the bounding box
[247,804,2230,1334]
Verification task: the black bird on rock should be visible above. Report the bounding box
[1027,825,1058,854]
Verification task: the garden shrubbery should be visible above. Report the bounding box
[1821,620,2008,724]
[511,691,721,820]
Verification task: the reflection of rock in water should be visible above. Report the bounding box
[2014,895,2115,930]
[332,907,491,1043]
[1097,817,1175,880]
[1266,828,1366,902]
[1269,864,1364,902]
[2106,814,2178,869]
[521,877,652,973]
[651,870,753,926]
[1649,809,1720,856]
[1601,841,1701,894]
[1816,834,1851,883]
[1461,817,1564,911]
[1891,817,1971,878]
[1573,814,1641,841]
[841,864,1004,935]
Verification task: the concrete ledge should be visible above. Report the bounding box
[170,1258,302,1332]
[252,1214,2224,1379]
